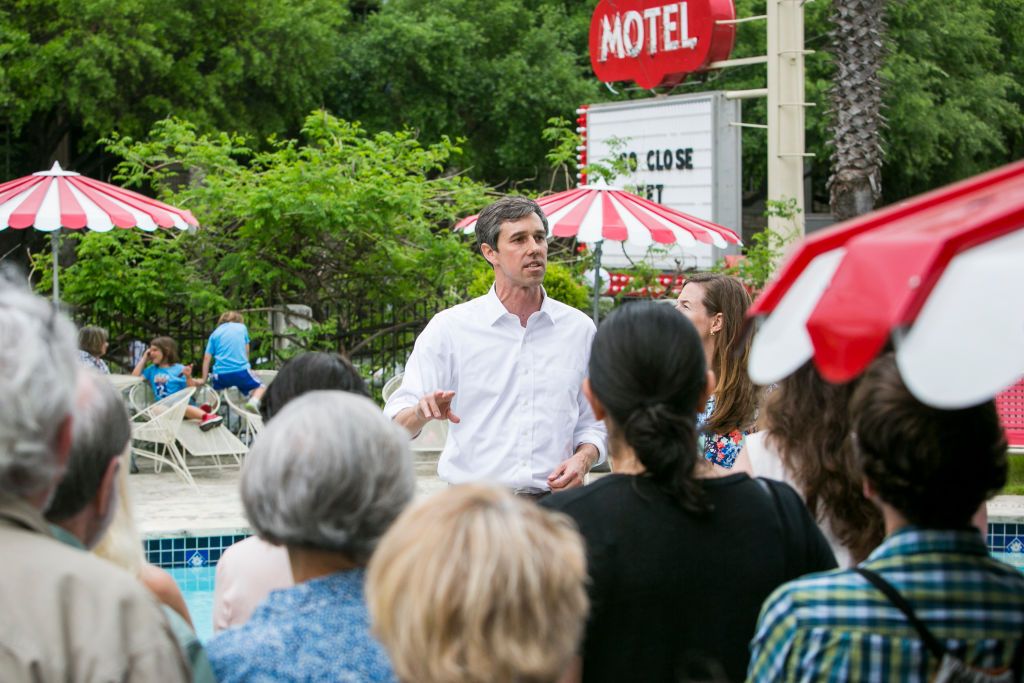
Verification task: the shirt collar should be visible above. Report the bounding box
[49,523,86,550]
[866,526,989,563]
[483,285,554,326]
[0,493,53,537]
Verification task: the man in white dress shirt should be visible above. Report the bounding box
[384,196,607,496]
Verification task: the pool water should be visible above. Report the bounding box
[168,566,216,643]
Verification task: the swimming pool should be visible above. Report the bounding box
[161,522,1024,645]
[168,566,217,643]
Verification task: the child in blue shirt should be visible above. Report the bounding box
[132,336,223,430]
[201,311,266,409]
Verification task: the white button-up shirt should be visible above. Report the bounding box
[384,287,607,490]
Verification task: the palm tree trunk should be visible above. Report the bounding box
[828,0,888,220]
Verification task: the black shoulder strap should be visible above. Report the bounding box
[755,477,791,577]
[855,567,947,659]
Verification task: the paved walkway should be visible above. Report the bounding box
[129,456,1024,538]
[129,453,448,538]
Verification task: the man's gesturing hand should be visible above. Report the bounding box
[547,444,599,492]
[417,390,461,424]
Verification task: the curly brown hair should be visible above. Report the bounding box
[683,273,758,435]
[762,362,884,563]
[851,354,1007,529]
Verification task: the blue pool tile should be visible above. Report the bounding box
[185,537,197,550]
[209,549,222,564]
[1006,537,1024,554]
[161,551,172,565]
[187,550,208,567]
[160,538,172,551]
[198,537,209,549]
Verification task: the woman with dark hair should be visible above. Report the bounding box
[675,273,759,470]
[742,362,885,566]
[542,302,836,683]
[258,352,370,422]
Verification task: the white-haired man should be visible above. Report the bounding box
[0,280,189,681]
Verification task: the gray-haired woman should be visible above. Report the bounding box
[78,325,110,374]
[206,391,414,683]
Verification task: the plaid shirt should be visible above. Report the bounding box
[748,527,1024,682]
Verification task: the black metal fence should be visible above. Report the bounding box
[71,298,453,401]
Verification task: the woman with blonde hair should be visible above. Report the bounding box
[674,272,759,470]
[367,484,589,683]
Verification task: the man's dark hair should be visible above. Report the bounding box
[474,196,548,254]
[850,354,1007,529]
[45,373,131,522]
[259,352,371,422]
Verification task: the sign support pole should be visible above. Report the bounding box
[591,240,604,324]
[767,0,808,237]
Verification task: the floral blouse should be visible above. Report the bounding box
[697,395,748,469]
[78,350,109,374]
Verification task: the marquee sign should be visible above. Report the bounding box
[589,0,737,88]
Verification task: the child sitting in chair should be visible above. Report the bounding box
[201,311,266,411]
[132,336,223,431]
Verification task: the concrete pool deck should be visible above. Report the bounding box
[128,455,1024,537]
[129,452,449,538]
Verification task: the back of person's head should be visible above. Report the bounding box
[682,272,757,434]
[366,484,588,683]
[851,354,1007,529]
[45,371,131,531]
[218,311,243,325]
[148,336,179,364]
[590,301,710,513]
[259,352,370,421]
[0,276,78,499]
[475,195,548,254]
[241,391,414,563]
[763,362,884,562]
[78,325,108,356]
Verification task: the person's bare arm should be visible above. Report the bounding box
[140,563,193,628]
[393,390,460,437]
[201,352,213,383]
[131,349,149,377]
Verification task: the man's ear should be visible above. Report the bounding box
[95,456,120,523]
[695,370,715,411]
[54,415,73,471]
[480,243,499,268]
[582,378,606,421]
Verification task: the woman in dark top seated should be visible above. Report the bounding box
[541,302,836,683]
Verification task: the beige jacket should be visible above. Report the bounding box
[0,494,190,682]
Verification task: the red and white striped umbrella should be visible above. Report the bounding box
[747,160,1024,409]
[0,161,197,232]
[455,183,741,249]
[0,161,198,301]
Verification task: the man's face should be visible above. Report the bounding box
[484,213,548,288]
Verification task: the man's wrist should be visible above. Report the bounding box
[575,443,599,470]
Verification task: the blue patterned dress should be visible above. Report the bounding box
[207,568,397,683]
[697,395,748,469]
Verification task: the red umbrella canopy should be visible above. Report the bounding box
[0,162,198,233]
[456,183,740,249]
[747,160,1024,409]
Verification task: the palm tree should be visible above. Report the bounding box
[828,0,888,220]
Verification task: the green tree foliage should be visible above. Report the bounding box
[98,112,490,321]
[328,0,599,184]
[0,0,347,175]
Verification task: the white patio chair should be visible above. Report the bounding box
[223,386,264,446]
[176,418,249,473]
[131,387,197,489]
[253,369,277,387]
[381,373,448,456]
[128,380,219,415]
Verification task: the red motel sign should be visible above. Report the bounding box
[589,0,736,89]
